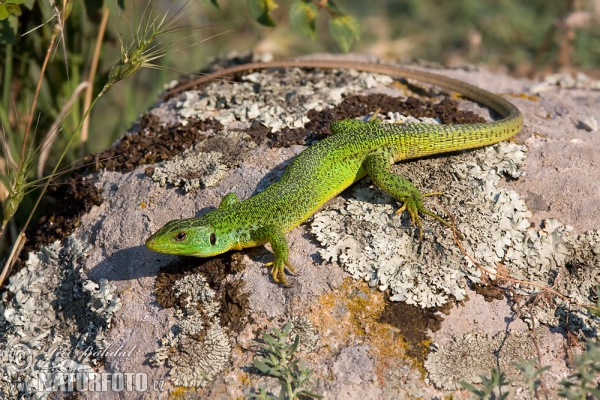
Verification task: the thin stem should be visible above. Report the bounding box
[0,232,25,287]
[25,95,101,230]
[2,44,12,109]
[80,6,110,160]
[20,26,59,170]
[0,95,102,287]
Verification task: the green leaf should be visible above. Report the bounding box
[5,3,21,16]
[282,321,292,336]
[289,1,317,40]
[287,334,300,357]
[0,15,18,44]
[459,381,484,396]
[263,333,277,346]
[328,14,360,53]
[21,0,35,9]
[298,391,324,398]
[288,359,299,370]
[323,0,344,15]
[0,6,9,21]
[253,359,271,374]
[247,0,278,27]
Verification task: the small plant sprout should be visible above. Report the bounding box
[247,321,322,400]
[558,341,600,400]
[585,285,600,318]
[461,368,511,400]
[512,359,551,399]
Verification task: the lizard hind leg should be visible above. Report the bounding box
[363,148,451,240]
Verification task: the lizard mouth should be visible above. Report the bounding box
[145,235,166,253]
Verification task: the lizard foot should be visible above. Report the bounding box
[265,259,297,286]
[395,191,452,240]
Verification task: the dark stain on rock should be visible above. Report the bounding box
[83,114,222,172]
[154,252,249,333]
[9,174,103,276]
[378,298,443,364]
[472,281,505,302]
[239,121,271,145]
[267,93,487,148]
[30,175,102,248]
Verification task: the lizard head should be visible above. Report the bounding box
[145,216,233,257]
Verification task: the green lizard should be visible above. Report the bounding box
[145,60,523,285]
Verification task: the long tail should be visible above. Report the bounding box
[162,59,524,148]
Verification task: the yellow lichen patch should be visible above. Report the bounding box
[169,386,197,398]
[505,92,539,102]
[305,278,431,384]
[392,80,411,92]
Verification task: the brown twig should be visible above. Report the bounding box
[528,294,551,399]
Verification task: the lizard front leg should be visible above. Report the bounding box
[254,225,297,285]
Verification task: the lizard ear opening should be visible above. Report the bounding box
[209,232,216,245]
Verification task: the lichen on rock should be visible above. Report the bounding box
[150,272,231,388]
[288,316,319,354]
[173,66,393,132]
[0,236,121,399]
[424,331,536,390]
[151,148,228,192]
[310,140,530,308]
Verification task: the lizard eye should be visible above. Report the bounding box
[175,232,187,241]
[209,233,216,246]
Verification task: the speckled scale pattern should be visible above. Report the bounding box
[205,116,522,240]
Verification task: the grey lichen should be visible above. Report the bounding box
[288,316,319,354]
[151,148,228,192]
[530,71,600,93]
[424,331,536,390]
[510,223,600,339]
[311,140,528,307]
[173,67,393,132]
[0,236,121,399]
[150,273,231,388]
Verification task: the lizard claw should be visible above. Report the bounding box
[265,259,297,286]
[396,191,451,240]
